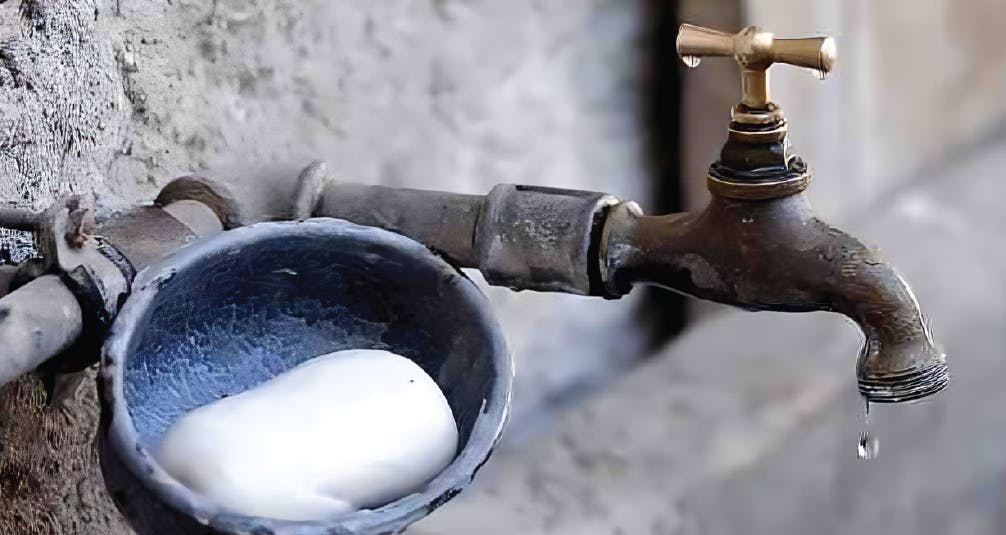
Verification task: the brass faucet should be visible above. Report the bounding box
[600,24,946,402]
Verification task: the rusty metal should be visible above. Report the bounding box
[0,195,200,376]
[316,182,485,267]
[256,154,946,403]
[0,195,223,388]
[474,185,618,295]
[63,200,95,248]
[297,173,948,401]
[599,193,946,403]
[589,23,947,402]
[162,166,622,295]
[49,201,134,372]
[97,206,201,272]
[155,175,242,230]
[309,180,619,296]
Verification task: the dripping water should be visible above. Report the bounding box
[681,55,701,68]
[812,68,828,80]
[857,398,879,460]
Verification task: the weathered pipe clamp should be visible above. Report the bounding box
[0,195,221,387]
[0,23,945,535]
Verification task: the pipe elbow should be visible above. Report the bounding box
[603,195,948,403]
[827,236,948,403]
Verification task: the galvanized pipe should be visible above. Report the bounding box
[0,275,83,386]
[0,206,43,232]
[316,183,484,267]
[315,182,618,295]
[161,200,225,238]
[0,200,220,388]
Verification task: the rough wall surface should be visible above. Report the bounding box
[0,0,646,531]
[742,0,1006,219]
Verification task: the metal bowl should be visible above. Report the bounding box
[99,218,511,534]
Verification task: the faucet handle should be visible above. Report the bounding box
[676,24,836,110]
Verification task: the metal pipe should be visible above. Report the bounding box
[316,183,484,267]
[153,157,946,403]
[0,199,219,388]
[0,275,83,386]
[97,205,204,272]
[0,206,42,232]
[600,194,947,403]
[161,200,224,238]
[315,182,618,295]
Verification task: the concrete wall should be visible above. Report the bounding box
[684,0,1006,221]
[678,0,1006,321]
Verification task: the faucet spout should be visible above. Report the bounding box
[601,193,947,403]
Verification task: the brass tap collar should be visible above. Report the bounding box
[706,170,810,201]
[707,114,809,201]
[727,120,788,144]
[731,103,786,126]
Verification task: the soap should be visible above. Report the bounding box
[155,349,458,521]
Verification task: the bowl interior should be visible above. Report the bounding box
[120,220,502,471]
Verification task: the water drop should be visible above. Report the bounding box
[858,430,879,460]
[857,398,878,460]
[812,68,828,80]
[681,55,701,68]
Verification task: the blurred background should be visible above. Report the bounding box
[2,0,1006,533]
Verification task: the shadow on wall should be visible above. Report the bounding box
[636,0,687,350]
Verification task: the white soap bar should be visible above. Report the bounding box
[155,349,458,521]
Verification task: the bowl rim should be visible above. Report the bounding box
[100,217,513,534]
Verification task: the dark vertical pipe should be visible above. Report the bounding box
[638,0,686,348]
